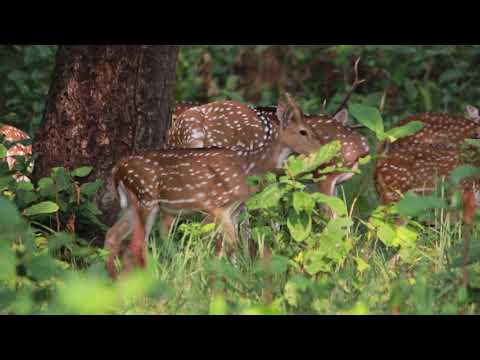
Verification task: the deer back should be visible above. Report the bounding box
[375,112,480,204]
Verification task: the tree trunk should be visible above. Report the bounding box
[33,45,179,241]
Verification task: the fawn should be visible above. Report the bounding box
[171,102,369,203]
[375,107,480,205]
[105,94,324,278]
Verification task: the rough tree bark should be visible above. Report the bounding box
[33,45,179,241]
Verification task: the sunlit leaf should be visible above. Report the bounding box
[23,201,59,217]
[292,192,315,215]
[287,211,312,243]
[384,121,424,142]
[0,144,7,159]
[349,104,384,137]
[72,166,93,178]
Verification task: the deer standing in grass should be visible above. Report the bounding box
[105,94,324,278]
[375,107,480,205]
[170,62,370,201]
[170,105,369,203]
[0,124,33,182]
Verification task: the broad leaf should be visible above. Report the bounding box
[384,121,424,143]
[396,192,447,217]
[0,144,8,159]
[349,104,384,137]
[312,192,348,217]
[287,211,312,242]
[292,191,315,215]
[23,201,59,217]
[286,141,341,178]
[72,166,93,178]
[451,165,480,185]
[247,183,288,210]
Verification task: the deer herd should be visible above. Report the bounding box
[1,63,480,279]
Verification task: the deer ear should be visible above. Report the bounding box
[467,105,480,122]
[334,108,349,126]
[276,99,291,130]
[276,93,303,129]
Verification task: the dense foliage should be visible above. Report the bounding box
[1,45,480,315]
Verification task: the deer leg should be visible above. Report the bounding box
[212,206,240,265]
[105,210,133,279]
[315,175,338,219]
[234,203,256,259]
[123,205,158,273]
[201,213,225,257]
[159,214,176,240]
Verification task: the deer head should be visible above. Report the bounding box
[274,93,322,156]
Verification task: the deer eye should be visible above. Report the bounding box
[299,129,308,136]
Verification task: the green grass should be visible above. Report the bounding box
[78,177,477,315]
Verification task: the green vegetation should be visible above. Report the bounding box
[1,45,479,314]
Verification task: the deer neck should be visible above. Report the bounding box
[244,131,292,176]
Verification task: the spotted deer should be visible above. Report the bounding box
[0,124,33,182]
[249,107,370,197]
[105,94,324,278]
[375,107,480,205]
[170,102,369,199]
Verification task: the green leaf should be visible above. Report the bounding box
[396,226,418,248]
[0,197,27,236]
[439,69,463,84]
[0,242,16,282]
[292,192,315,215]
[355,257,370,273]
[418,86,432,112]
[246,183,288,210]
[396,192,448,217]
[48,232,75,253]
[451,165,480,185]
[72,166,93,178]
[287,211,312,242]
[384,121,424,143]
[201,223,216,234]
[23,201,59,217]
[286,141,341,178]
[16,182,34,191]
[312,192,348,217]
[37,177,55,197]
[240,306,282,315]
[25,253,61,281]
[16,189,39,208]
[359,155,372,166]
[209,295,228,315]
[80,180,104,197]
[0,175,14,189]
[0,288,16,310]
[38,177,54,190]
[376,221,397,247]
[257,255,289,275]
[58,274,117,314]
[304,250,331,275]
[0,144,7,159]
[349,104,384,137]
[51,167,72,191]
